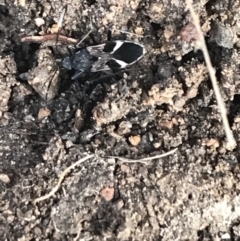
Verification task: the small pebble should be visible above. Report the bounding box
[210,22,236,48]
[129,135,141,146]
[38,107,51,121]
[100,187,114,201]
[135,27,143,35]
[34,18,45,27]
[0,173,10,183]
[116,199,124,210]
[48,24,59,34]
[153,142,161,148]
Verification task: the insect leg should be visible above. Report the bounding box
[71,70,84,80]
[107,30,112,41]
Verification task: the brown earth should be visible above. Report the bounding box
[1,0,240,240]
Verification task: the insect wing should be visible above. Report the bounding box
[87,41,145,72]
[91,55,111,72]
[111,41,145,66]
[87,43,112,72]
[87,44,107,57]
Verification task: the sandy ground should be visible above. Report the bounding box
[1,0,240,240]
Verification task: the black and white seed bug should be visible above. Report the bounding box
[61,40,146,80]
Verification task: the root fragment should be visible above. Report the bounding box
[34,154,95,204]
[108,148,178,164]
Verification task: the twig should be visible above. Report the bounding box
[186,0,236,150]
[34,154,94,204]
[108,148,178,164]
[21,34,78,45]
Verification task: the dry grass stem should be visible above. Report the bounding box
[186,0,236,150]
[34,154,95,204]
[108,148,178,164]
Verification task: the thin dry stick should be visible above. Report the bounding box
[108,148,178,164]
[186,0,236,150]
[34,154,94,204]
[21,34,78,45]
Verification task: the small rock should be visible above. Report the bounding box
[0,85,12,112]
[43,2,51,17]
[19,0,25,6]
[0,173,10,183]
[34,227,42,235]
[74,109,84,131]
[120,164,130,173]
[206,138,220,149]
[48,24,59,34]
[135,27,143,35]
[116,199,124,210]
[100,187,114,201]
[3,112,12,120]
[164,25,175,40]
[27,48,60,100]
[118,121,132,135]
[180,23,199,42]
[24,114,35,122]
[159,119,173,129]
[0,118,9,126]
[38,107,51,121]
[221,233,231,239]
[153,142,161,148]
[34,18,45,27]
[234,116,240,123]
[129,135,141,146]
[210,22,236,48]
[12,83,32,103]
[7,215,15,223]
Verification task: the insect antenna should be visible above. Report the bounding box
[76,26,93,48]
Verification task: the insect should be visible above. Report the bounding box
[61,40,146,80]
[21,5,146,81]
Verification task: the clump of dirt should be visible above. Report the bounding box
[1,0,240,240]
